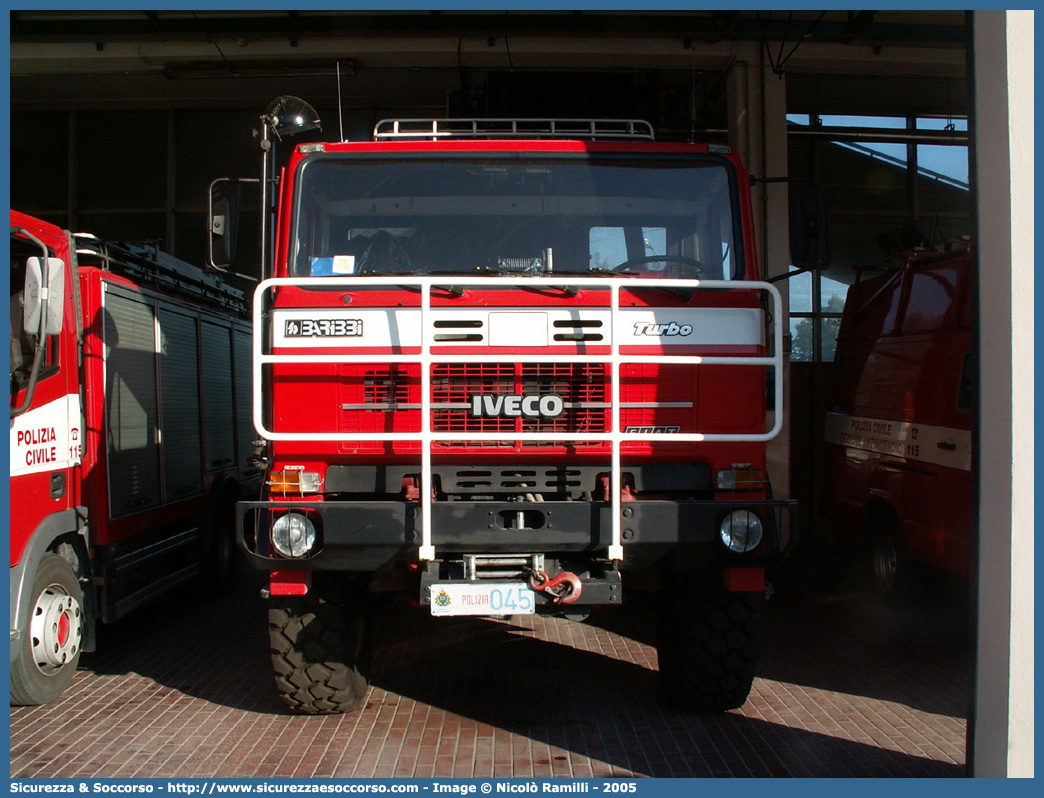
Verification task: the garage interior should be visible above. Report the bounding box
[8,10,1032,777]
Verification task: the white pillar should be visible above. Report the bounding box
[971,9,1034,778]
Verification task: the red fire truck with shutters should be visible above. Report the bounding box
[10,211,259,705]
[223,99,815,714]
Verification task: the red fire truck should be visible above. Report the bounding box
[822,243,973,599]
[10,211,260,705]
[224,101,810,714]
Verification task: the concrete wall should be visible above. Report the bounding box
[971,9,1034,779]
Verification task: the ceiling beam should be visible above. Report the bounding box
[9,11,967,49]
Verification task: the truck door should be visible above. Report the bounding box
[9,224,81,566]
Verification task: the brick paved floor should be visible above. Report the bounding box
[10,549,970,778]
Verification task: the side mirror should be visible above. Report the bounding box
[789,182,830,271]
[23,257,66,336]
[209,178,255,270]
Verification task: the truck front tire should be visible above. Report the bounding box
[655,573,762,712]
[268,576,372,715]
[10,553,85,706]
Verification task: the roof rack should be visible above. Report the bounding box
[373,118,655,142]
[74,234,248,315]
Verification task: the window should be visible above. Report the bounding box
[292,156,742,280]
[788,266,847,362]
[787,113,970,362]
[590,227,666,271]
[902,265,960,332]
[9,236,59,394]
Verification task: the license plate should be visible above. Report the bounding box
[429,582,536,616]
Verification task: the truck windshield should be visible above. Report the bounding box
[290,156,742,280]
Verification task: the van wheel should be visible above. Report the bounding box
[10,553,84,706]
[269,576,372,715]
[655,573,762,712]
[871,521,917,603]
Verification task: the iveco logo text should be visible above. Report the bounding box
[284,318,363,338]
[634,321,693,337]
[470,394,565,418]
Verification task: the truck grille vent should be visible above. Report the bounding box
[432,319,484,343]
[337,362,694,451]
[436,466,595,494]
[431,362,608,447]
[364,366,412,405]
[551,318,604,342]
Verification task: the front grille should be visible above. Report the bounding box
[619,364,695,444]
[336,362,693,451]
[431,362,608,447]
[431,363,516,439]
[520,363,606,437]
[365,365,412,406]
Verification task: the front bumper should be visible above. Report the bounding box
[237,497,797,572]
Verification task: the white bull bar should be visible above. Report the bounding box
[253,276,784,562]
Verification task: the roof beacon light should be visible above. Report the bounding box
[264,96,321,141]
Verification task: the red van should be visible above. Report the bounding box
[821,243,973,598]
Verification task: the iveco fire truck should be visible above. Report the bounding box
[10,212,259,705]
[226,99,806,714]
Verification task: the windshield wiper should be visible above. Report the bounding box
[555,268,691,301]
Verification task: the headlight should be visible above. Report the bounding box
[271,512,317,558]
[719,510,764,553]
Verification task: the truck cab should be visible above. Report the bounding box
[232,112,800,714]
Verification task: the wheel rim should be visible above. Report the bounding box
[873,537,898,593]
[30,583,83,675]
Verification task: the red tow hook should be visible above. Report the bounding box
[528,570,583,604]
